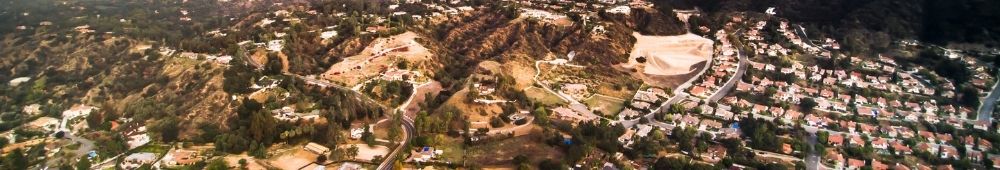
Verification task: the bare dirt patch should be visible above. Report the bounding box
[465,132,563,166]
[322,32,434,86]
[624,32,713,76]
[622,32,713,89]
[224,154,268,170]
[268,148,320,170]
[338,144,390,161]
[401,81,443,118]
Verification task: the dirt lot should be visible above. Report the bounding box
[438,87,504,127]
[622,32,714,89]
[401,81,443,118]
[465,132,564,166]
[323,31,434,87]
[269,148,320,170]
[338,144,390,161]
[224,154,268,170]
[625,32,713,76]
[506,60,536,89]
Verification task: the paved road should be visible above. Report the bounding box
[377,114,415,170]
[376,82,430,170]
[295,75,414,170]
[708,36,748,102]
[804,130,820,170]
[978,78,1000,121]
[265,65,412,170]
[622,30,742,128]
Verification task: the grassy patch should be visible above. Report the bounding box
[583,95,626,116]
[430,135,466,163]
[133,143,170,155]
[65,142,82,150]
[524,87,566,106]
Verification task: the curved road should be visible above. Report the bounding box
[377,115,415,170]
[376,82,433,170]
[978,78,1000,121]
[294,75,415,170]
[241,46,417,170]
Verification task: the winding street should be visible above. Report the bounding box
[978,78,1000,121]
[376,81,435,170]
[294,75,415,170]
[708,46,747,102]
[621,29,745,128]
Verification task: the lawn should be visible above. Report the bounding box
[524,87,566,106]
[132,143,170,154]
[429,135,466,163]
[584,95,626,116]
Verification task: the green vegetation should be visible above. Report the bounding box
[583,95,626,117]
[361,80,414,107]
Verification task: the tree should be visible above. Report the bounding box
[0,137,7,148]
[490,116,506,128]
[249,110,277,144]
[3,149,28,170]
[533,106,549,125]
[389,113,402,141]
[315,154,327,164]
[392,160,403,170]
[152,116,181,142]
[672,126,699,154]
[653,156,689,169]
[264,54,284,75]
[86,112,105,130]
[817,131,830,145]
[537,159,565,170]
[362,126,376,146]
[346,145,359,160]
[513,155,530,165]
[239,159,248,170]
[205,158,229,170]
[222,54,258,94]
[799,98,818,113]
[74,157,90,170]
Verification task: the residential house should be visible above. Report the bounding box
[872,160,889,170]
[701,145,727,163]
[782,110,801,122]
[848,135,865,147]
[829,134,845,147]
[967,150,983,161]
[122,152,157,168]
[991,155,1000,169]
[872,137,888,150]
[700,120,723,131]
[847,158,865,170]
[918,131,937,143]
[916,142,938,154]
[827,151,845,169]
[719,128,741,139]
[163,149,201,166]
[940,145,958,159]
[305,142,331,155]
[891,141,912,155]
[937,133,953,144]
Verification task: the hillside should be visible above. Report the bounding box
[666,0,1000,46]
